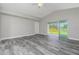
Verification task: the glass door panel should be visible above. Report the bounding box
[48,22,59,39]
[59,20,68,41]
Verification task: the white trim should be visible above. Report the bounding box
[69,37,79,41]
[0,34,36,41]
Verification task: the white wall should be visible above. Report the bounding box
[0,14,1,38]
[39,7,79,40]
[0,14,38,39]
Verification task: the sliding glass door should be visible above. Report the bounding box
[48,20,68,40]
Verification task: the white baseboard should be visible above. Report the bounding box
[69,37,79,41]
[0,34,36,41]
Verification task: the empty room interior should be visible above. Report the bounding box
[0,3,79,55]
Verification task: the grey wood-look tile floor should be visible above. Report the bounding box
[0,34,79,55]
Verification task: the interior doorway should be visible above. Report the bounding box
[35,22,39,34]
